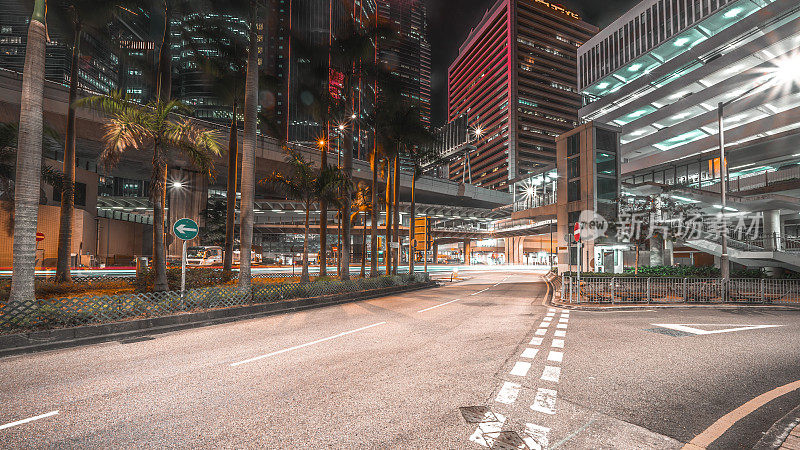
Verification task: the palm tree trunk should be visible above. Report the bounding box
[320,147,327,277]
[370,153,378,277]
[152,146,169,291]
[393,155,400,275]
[223,106,238,278]
[361,211,367,278]
[10,2,47,305]
[340,129,353,282]
[301,200,310,283]
[238,9,258,290]
[409,165,416,275]
[55,24,82,283]
[156,3,172,102]
[384,159,392,275]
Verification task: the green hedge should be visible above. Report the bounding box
[561,265,768,279]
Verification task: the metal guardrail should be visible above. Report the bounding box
[0,273,429,332]
[560,276,800,304]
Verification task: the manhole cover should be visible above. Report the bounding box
[460,406,499,424]
[488,431,529,450]
[645,327,692,337]
[119,336,156,344]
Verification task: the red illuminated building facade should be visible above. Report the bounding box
[448,0,597,191]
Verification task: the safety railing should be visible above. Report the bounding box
[0,273,429,332]
[560,276,800,304]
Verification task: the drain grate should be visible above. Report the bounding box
[645,327,692,337]
[460,406,499,424]
[119,336,156,344]
[488,431,530,450]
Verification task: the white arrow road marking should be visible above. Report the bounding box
[524,423,550,450]
[495,382,522,404]
[532,388,558,415]
[652,323,783,335]
[0,411,59,430]
[230,322,386,366]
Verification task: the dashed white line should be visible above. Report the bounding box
[532,388,558,415]
[529,337,544,345]
[524,423,551,450]
[559,317,569,323]
[510,361,532,377]
[541,365,561,383]
[535,328,548,336]
[551,339,564,348]
[539,321,551,328]
[470,287,491,296]
[554,330,566,337]
[547,351,564,362]
[556,323,568,329]
[230,322,386,366]
[495,382,522,404]
[417,298,461,312]
[0,411,59,431]
[521,348,539,359]
[548,308,556,312]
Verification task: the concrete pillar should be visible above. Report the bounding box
[663,239,674,266]
[649,234,664,266]
[432,243,439,264]
[464,239,471,265]
[516,237,525,264]
[764,210,782,251]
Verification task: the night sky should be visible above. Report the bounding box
[423,0,640,126]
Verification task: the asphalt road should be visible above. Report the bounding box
[1,271,798,448]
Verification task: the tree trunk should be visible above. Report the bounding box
[340,125,353,281]
[10,3,47,305]
[409,165,416,275]
[320,145,328,277]
[301,201,310,283]
[223,106,238,278]
[361,211,367,278]
[634,243,640,276]
[156,3,172,102]
[393,155,400,275]
[370,153,378,277]
[55,24,82,283]
[384,159,392,274]
[152,146,169,291]
[238,10,258,290]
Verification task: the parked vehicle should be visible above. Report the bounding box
[187,246,223,266]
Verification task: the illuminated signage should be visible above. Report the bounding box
[534,0,580,20]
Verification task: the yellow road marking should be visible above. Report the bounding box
[682,379,800,448]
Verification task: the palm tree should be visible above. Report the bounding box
[10,0,48,306]
[263,150,346,283]
[351,181,373,278]
[78,91,221,291]
[369,148,380,277]
[50,0,123,282]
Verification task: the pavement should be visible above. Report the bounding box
[1,269,799,448]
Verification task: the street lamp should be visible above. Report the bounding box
[717,54,800,282]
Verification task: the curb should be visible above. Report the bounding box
[753,403,800,449]
[0,281,437,358]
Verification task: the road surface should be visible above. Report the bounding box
[1,270,798,448]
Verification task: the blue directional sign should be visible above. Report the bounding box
[173,218,199,241]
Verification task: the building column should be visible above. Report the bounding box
[649,233,664,266]
[764,210,782,251]
[663,239,674,266]
[464,239,471,265]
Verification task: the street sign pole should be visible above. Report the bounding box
[574,222,581,304]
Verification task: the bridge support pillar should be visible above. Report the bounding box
[649,234,664,266]
[764,209,782,251]
[464,239,471,265]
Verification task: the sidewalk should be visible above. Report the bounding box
[780,422,800,449]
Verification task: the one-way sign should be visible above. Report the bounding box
[173,218,199,241]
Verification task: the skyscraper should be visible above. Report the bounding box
[377,0,432,126]
[448,0,597,191]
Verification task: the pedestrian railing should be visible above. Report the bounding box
[0,273,429,332]
[559,276,800,304]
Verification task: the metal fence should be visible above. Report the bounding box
[0,273,429,332]
[560,276,800,304]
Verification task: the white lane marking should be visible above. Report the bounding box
[541,366,561,383]
[551,339,564,348]
[554,330,566,337]
[521,348,539,359]
[469,411,507,447]
[470,287,491,296]
[495,382,522,404]
[532,388,558,415]
[529,337,544,345]
[535,328,548,336]
[417,298,461,312]
[539,321,551,328]
[548,308,555,312]
[0,411,59,431]
[556,323,568,329]
[230,322,386,366]
[546,312,555,317]
[651,323,783,335]
[510,361,532,377]
[548,351,564,362]
[524,423,550,450]
[559,317,569,323]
